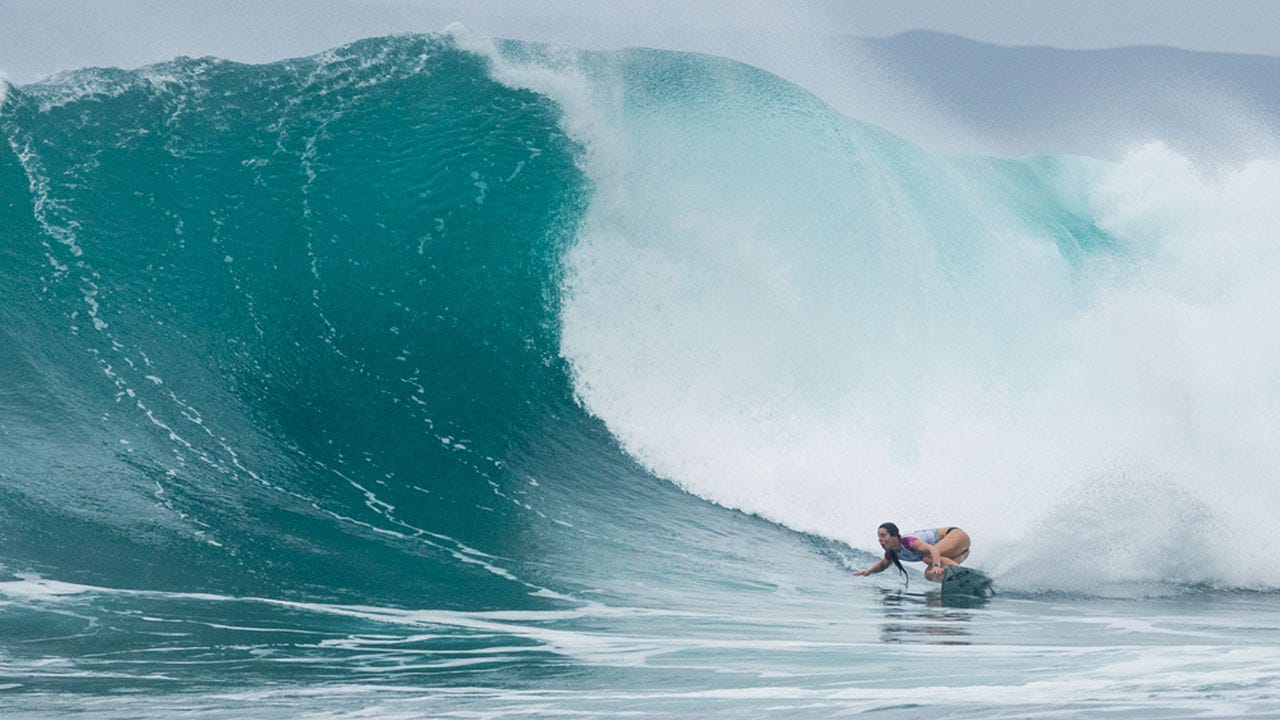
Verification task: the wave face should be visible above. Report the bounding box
[472,34,1280,594]
[0,35,600,606]
[2,30,1279,627]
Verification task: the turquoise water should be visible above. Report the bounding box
[4,571,1280,718]
[3,32,1279,717]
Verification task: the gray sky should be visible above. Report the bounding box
[3,0,1280,84]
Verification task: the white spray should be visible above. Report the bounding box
[462,30,1280,594]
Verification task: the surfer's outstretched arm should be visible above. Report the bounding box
[855,558,890,576]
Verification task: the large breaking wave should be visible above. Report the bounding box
[2,31,1278,605]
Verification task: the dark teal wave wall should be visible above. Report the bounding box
[1,32,825,619]
[0,35,615,607]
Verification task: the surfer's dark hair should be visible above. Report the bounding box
[879,522,909,584]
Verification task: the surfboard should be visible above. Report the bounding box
[941,566,995,598]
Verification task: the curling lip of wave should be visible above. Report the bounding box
[2,32,1278,601]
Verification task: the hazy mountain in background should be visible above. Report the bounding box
[847,31,1280,163]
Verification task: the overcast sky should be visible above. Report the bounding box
[3,0,1279,84]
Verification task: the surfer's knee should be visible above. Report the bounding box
[949,528,971,548]
[937,528,971,558]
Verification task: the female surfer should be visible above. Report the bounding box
[854,522,970,582]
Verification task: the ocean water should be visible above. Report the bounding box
[2,30,1279,717]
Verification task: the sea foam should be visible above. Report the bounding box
[467,35,1280,594]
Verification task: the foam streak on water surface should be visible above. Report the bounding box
[3,574,1280,718]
